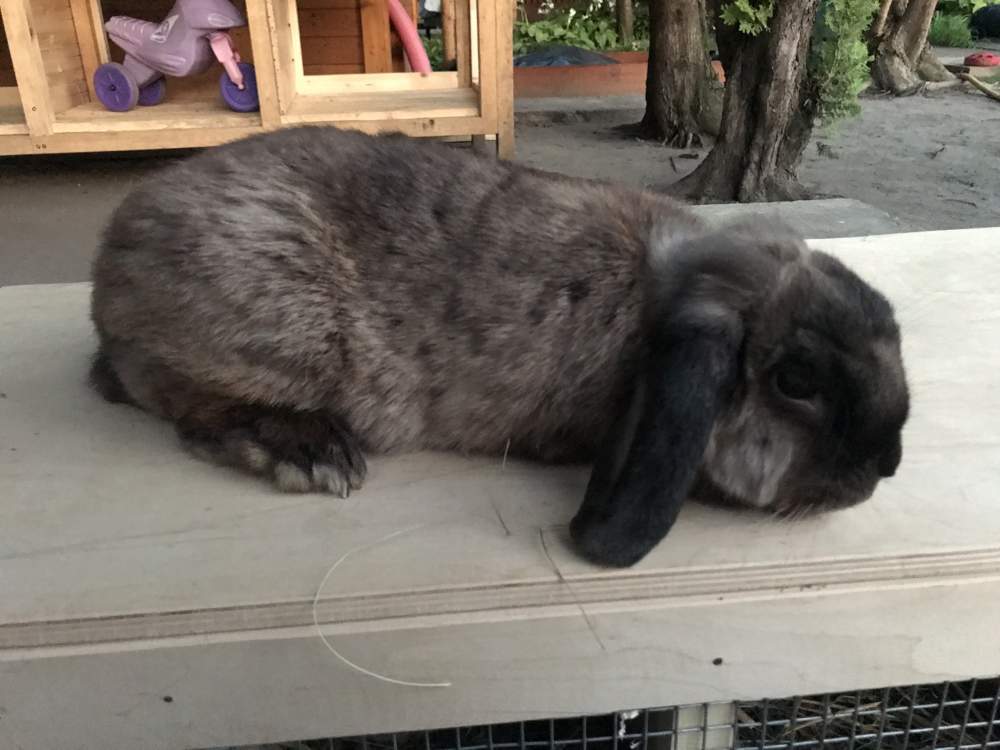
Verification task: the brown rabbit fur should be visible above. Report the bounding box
[90,126,909,567]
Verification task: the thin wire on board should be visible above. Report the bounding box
[312,525,453,688]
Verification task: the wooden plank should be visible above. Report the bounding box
[4,578,999,750]
[0,114,494,155]
[469,0,479,82]
[298,70,459,95]
[283,86,479,122]
[0,124,264,154]
[0,0,55,134]
[474,0,496,123]
[297,0,359,7]
[266,0,301,113]
[495,0,514,158]
[0,227,998,708]
[245,0,282,128]
[303,63,365,74]
[442,0,456,63]
[69,0,107,100]
[300,33,365,66]
[298,7,362,36]
[359,0,392,73]
[454,0,471,87]
[53,92,262,133]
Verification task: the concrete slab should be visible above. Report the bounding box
[0,152,897,288]
[689,198,902,240]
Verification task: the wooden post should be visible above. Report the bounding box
[475,0,497,122]
[360,0,393,73]
[245,0,282,128]
[265,0,301,114]
[495,0,514,158]
[69,0,109,101]
[0,0,55,136]
[455,0,471,87]
[442,0,456,66]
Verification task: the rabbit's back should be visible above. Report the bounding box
[92,127,696,458]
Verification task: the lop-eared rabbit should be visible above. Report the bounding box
[90,126,910,567]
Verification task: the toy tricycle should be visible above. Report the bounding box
[94,0,260,113]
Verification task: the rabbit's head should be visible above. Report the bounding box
[570,219,910,567]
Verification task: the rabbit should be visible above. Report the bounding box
[89,125,910,568]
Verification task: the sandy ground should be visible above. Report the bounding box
[516,87,1000,232]
[1,86,998,286]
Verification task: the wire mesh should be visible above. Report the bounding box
[209,677,1000,750]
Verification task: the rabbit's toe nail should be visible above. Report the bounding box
[312,463,351,497]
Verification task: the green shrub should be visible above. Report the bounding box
[810,0,879,121]
[514,10,621,54]
[937,0,995,15]
[422,35,445,70]
[929,12,974,46]
[512,0,649,55]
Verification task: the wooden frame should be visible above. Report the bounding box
[1,228,998,748]
[0,0,514,157]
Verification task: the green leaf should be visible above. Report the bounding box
[720,0,774,35]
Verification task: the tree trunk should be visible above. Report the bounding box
[616,0,634,45]
[672,0,821,202]
[869,0,953,94]
[636,0,720,147]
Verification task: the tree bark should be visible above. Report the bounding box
[636,0,720,147]
[672,0,821,202]
[869,0,953,95]
[616,0,634,45]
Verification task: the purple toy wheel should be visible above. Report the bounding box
[220,63,259,113]
[138,77,167,107]
[93,63,140,112]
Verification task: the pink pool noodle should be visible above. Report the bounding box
[387,0,433,75]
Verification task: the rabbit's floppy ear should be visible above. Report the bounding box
[569,221,793,567]
[569,320,743,567]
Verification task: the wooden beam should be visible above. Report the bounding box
[495,0,514,158]
[68,0,107,101]
[455,0,471,87]
[474,0,497,123]
[360,0,392,73]
[298,70,459,96]
[0,0,56,134]
[442,0,456,64]
[266,0,301,113]
[245,0,282,128]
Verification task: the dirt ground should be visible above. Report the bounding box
[516,87,1000,232]
[1,86,998,286]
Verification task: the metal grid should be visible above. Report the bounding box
[213,677,1000,750]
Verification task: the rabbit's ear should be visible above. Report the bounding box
[568,223,774,568]
[569,323,743,567]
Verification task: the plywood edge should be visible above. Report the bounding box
[4,545,999,652]
[298,71,461,95]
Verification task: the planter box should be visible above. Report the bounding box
[513,51,724,99]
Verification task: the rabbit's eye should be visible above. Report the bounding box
[774,364,818,402]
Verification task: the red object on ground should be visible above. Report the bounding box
[964,52,1000,67]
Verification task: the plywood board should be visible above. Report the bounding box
[283,85,478,122]
[2,226,996,743]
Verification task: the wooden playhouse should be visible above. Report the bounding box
[0,0,514,157]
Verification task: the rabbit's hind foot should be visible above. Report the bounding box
[177,403,367,497]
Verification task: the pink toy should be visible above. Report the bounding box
[95,0,259,113]
[387,0,433,75]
